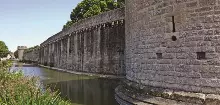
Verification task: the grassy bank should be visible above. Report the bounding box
[0,60,71,105]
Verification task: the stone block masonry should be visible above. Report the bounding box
[17,46,27,61]
[23,48,39,63]
[125,0,220,94]
[38,8,125,76]
[23,1,220,104]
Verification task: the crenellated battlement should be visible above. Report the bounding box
[16,46,27,60]
[17,46,27,50]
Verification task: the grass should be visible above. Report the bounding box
[0,60,71,105]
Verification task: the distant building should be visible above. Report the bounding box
[0,53,14,61]
[17,46,27,61]
[9,52,15,59]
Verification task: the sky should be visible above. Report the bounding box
[0,0,82,52]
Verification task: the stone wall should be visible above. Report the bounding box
[39,8,125,76]
[17,46,27,61]
[23,48,39,63]
[125,0,220,94]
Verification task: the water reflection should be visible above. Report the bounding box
[11,63,120,105]
[49,78,119,105]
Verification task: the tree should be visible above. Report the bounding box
[63,21,73,30]
[24,45,40,53]
[14,50,18,59]
[62,0,125,30]
[0,41,9,58]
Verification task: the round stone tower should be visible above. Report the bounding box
[17,46,27,61]
[116,0,220,104]
[125,0,220,94]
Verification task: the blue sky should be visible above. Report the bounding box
[0,0,82,52]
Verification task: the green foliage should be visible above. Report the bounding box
[62,0,125,30]
[0,41,9,58]
[0,61,71,105]
[63,21,74,31]
[24,45,40,53]
[14,50,18,59]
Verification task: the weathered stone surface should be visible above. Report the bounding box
[17,46,27,61]
[23,1,220,104]
[125,0,220,94]
[23,48,39,63]
[24,8,125,76]
[115,80,220,105]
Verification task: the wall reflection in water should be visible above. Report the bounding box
[49,78,120,105]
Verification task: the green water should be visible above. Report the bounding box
[12,63,120,105]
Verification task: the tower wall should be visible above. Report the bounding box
[125,0,220,94]
[17,46,27,61]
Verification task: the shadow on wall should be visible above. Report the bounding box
[38,8,125,76]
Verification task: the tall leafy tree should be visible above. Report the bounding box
[14,50,18,59]
[0,41,9,58]
[62,0,125,30]
[63,21,74,30]
[24,45,40,53]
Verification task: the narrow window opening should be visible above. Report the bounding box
[172,16,176,32]
[172,36,177,41]
[156,53,163,59]
[69,49,72,54]
[197,52,206,60]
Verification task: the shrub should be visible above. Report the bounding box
[0,61,71,105]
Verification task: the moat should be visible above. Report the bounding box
[11,63,120,105]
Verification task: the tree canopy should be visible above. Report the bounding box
[14,50,18,59]
[0,41,9,58]
[63,0,125,30]
[24,45,40,53]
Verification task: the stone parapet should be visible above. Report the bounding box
[37,8,126,76]
[41,8,125,47]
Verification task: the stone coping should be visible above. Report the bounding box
[115,80,220,105]
[38,64,125,79]
[41,7,125,46]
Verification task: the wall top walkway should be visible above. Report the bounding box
[41,7,125,47]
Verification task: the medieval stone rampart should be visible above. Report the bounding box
[23,48,39,63]
[23,1,220,104]
[38,8,125,75]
